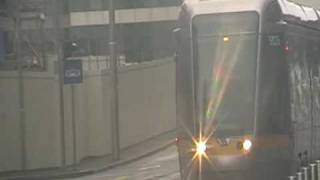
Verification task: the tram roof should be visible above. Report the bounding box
[183,0,320,27]
[183,0,269,15]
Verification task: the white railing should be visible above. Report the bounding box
[288,160,320,180]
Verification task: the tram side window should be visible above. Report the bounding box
[307,39,319,77]
[287,34,313,127]
[259,34,289,134]
[306,38,320,125]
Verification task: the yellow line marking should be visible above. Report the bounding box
[113,176,130,180]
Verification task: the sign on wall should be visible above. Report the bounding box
[64,60,83,84]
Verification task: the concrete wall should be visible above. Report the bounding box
[0,63,63,171]
[117,60,176,149]
[0,58,176,172]
[0,76,22,171]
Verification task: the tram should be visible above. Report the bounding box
[175,0,320,179]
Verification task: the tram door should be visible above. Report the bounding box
[308,39,320,159]
[255,33,292,179]
[287,34,313,164]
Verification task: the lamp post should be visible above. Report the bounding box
[109,0,120,161]
[15,0,26,170]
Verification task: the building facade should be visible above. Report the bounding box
[2,0,320,69]
[0,0,180,71]
[0,0,62,71]
[65,0,180,63]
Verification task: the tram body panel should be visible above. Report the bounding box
[176,0,320,179]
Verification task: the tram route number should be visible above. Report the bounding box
[268,35,281,47]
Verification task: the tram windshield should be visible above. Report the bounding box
[193,12,259,137]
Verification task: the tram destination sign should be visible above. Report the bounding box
[64,60,83,85]
[268,35,281,47]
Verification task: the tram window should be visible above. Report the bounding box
[312,41,320,127]
[307,40,319,77]
[306,39,320,127]
[287,35,312,127]
[193,12,258,137]
[193,12,258,36]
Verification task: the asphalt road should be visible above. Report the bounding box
[65,145,180,180]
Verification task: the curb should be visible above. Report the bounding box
[7,140,176,180]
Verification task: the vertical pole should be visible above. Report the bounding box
[316,160,320,180]
[109,0,120,161]
[16,0,27,170]
[303,167,309,180]
[288,176,295,180]
[297,172,303,180]
[55,0,66,166]
[87,39,92,71]
[40,13,47,69]
[71,85,77,165]
[311,164,316,180]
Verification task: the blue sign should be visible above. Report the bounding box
[64,60,83,84]
[0,31,5,63]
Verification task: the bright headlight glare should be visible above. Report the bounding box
[196,142,207,155]
[243,139,252,151]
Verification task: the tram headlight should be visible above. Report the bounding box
[242,139,252,151]
[196,141,207,156]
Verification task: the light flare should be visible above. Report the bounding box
[243,139,252,151]
[204,35,245,141]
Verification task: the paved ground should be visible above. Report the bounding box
[1,132,176,180]
[65,145,180,180]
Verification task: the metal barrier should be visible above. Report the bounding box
[289,176,296,180]
[311,164,316,180]
[289,161,320,180]
[297,172,303,180]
